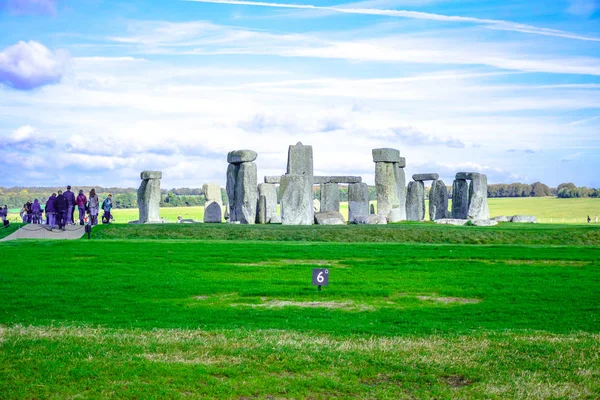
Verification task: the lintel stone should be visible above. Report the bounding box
[141,171,162,180]
[412,173,439,181]
[372,148,401,163]
[227,150,258,164]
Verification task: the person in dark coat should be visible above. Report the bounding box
[31,199,42,224]
[64,185,76,225]
[45,194,56,227]
[24,201,33,223]
[54,190,68,230]
[76,190,87,225]
[0,205,8,226]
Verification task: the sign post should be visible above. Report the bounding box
[312,268,329,291]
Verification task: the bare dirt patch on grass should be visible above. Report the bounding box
[443,375,475,388]
[233,299,375,312]
[417,295,481,304]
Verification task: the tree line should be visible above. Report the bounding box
[1,182,596,210]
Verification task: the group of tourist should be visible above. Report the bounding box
[587,215,598,223]
[12,186,114,230]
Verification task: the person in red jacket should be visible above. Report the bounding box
[76,190,87,225]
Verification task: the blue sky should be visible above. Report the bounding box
[1,0,599,189]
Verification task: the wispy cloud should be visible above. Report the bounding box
[185,0,600,42]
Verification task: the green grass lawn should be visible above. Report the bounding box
[1,223,599,398]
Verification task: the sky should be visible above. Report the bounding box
[0,0,599,189]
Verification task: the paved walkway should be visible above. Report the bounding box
[1,224,86,242]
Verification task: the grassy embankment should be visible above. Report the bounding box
[1,222,599,398]
[6,197,600,224]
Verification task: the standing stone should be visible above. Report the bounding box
[234,162,258,224]
[348,183,369,223]
[286,142,313,176]
[406,181,425,221]
[452,179,469,219]
[375,162,402,222]
[204,202,222,223]
[370,204,375,214]
[394,163,407,221]
[429,180,448,221]
[226,163,239,221]
[280,175,313,225]
[257,183,278,224]
[320,183,340,212]
[203,183,223,223]
[138,171,162,223]
[467,173,489,220]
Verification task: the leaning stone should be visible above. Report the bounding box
[372,148,401,163]
[286,142,313,176]
[258,183,278,224]
[234,162,258,224]
[429,180,448,221]
[202,183,222,205]
[227,149,258,164]
[471,219,498,226]
[141,170,162,180]
[412,173,439,181]
[348,183,369,223]
[320,183,340,212]
[434,219,468,226]
[491,216,510,222]
[394,163,407,221]
[375,162,401,222]
[406,180,425,221]
[451,179,469,219]
[315,211,345,225]
[137,172,162,223]
[280,175,313,225]
[204,202,222,223]
[467,173,489,220]
[511,215,537,223]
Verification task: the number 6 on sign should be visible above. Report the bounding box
[312,268,329,287]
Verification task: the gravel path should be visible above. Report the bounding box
[1,224,86,242]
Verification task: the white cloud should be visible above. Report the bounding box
[0,41,69,90]
[185,0,600,42]
[6,125,55,151]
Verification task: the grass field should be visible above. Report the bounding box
[1,223,599,398]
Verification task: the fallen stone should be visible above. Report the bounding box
[467,173,489,220]
[372,148,401,163]
[434,219,468,226]
[348,182,369,223]
[491,216,510,222]
[471,219,498,226]
[270,214,282,224]
[227,149,258,164]
[406,180,425,221]
[141,171,162,180]
[429,179,448,221]
[353,215,386,225]
[412,173,439,181]
[314,211,346,225]
[287,142,313,176]
[204,202,222,223]
[280,175,313,225]
[451,179,469,219]
[320,183,340,212]
[511,215,537,223]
